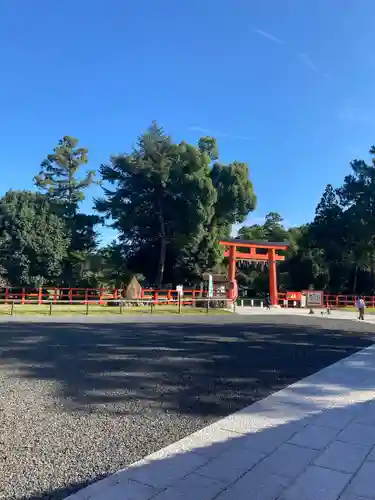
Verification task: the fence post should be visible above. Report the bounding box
[21,288,25,305]
[49,302,52,316]
[5,287,8,305]
[86,301,89,315]
[11,301,14,316]
[150,301,154,314]
[120,300,123,314]
[38,287,42,305]
[206,299,209,314]
[178,294,182,314]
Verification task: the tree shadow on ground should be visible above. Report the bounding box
[0,315,374,499]
[0,316,372,417]
[23,343,375,499]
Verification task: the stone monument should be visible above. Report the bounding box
[123,275,142,301]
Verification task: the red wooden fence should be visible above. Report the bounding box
[0,286,370,307]
[0,287,120,305]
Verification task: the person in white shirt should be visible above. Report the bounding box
[355,295,365,320]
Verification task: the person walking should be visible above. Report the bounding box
[265,293,271,310]
[355,295,366,320]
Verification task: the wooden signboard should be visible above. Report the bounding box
[286,291,302,301]
[304,290,324,308]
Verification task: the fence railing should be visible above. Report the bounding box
[238,293,367,309]
[0,287,120,305]
[236,298,265,308]
[323,294,370,308]
[0,287,208,305]
[140,289,203,304]
[0,297,234,316]
[0,286,371,310]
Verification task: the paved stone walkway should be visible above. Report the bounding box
[64,342,375,500]
[235,305,375,323]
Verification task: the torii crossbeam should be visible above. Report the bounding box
[219,239,290,306]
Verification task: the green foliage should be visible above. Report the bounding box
[35,135,99,286]
[236,144,375,297]
[35,135,96,214]
[96,241,137,288]
[0,191,69,285]
[198,136,218,161]
[238,212,288,242]
[4,124,375,298]
[211,162,256,226]
[236,213,293,293]
[96,122,256,286]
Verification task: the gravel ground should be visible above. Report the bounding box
[0,315,373,500]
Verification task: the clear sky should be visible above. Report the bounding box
[1,0,375,241]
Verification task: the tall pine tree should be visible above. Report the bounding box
[35,136,99,286]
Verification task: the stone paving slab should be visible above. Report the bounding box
[64,342,375,500]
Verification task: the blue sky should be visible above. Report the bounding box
[1,0,375,242]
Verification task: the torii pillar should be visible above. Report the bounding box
[219,239,290,307]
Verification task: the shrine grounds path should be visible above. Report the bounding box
[0,315,373,500]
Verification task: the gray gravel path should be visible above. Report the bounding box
[0,315,372,500]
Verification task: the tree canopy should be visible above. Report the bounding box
[35,135,99,286]
[34,135,95,214]
[234,145,375,296]
[0,191,69,286]
[0,125,375,296]
[96,122,256,286]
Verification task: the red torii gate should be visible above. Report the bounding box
[219,239,290,306]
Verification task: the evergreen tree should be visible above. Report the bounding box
[96,122,217,287]
[35,136,99,285]
[0,191,69,285]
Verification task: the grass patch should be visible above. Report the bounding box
[0,303,232,317]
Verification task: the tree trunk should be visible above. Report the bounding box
[156,237,167,289]
[156,203,167,289]
[353,264,358,295]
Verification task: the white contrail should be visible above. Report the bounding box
[253,28,284,45]
[253,26,325,76]
[298,53,318,72]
